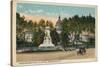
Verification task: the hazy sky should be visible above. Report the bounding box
[17,3,96,18]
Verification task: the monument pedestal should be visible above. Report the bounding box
[39,37,55,48]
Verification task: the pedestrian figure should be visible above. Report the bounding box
[76,46,86,55]
[82,46,86,55]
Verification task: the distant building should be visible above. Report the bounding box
[80,31,95,42]
[24,31,33,42]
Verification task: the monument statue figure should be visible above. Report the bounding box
[39,26,55,48]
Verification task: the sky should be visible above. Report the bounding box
[17,3,96,18]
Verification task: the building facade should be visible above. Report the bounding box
[24,31,33,42]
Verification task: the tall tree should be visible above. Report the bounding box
[50,29,60,46]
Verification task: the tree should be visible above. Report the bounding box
[33,22,38,32]
[50,29,60,46]
[61,31,69,48]
[61,14,95,47]
[32,28,45,47]
[46,20,54,28]
[27,20,34,31]
[39,19,45,27]
[16,13,27,48]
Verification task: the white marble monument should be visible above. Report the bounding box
[39,26,55,48]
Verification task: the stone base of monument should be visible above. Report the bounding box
[37,43,63,52]
[16,45,64,53]
[37,46,61,52]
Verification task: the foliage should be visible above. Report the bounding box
[32,28,45,47]
[16,12,95,48]
[16,13,53,47]
[61,14,95,47]
[50,29,60,46]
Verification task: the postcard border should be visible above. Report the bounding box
[11,0,98,66]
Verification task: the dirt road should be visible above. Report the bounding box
[17,48,96,63]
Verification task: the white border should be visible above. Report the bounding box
[11,1,98,66]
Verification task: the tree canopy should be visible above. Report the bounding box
[16,12,95,48]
